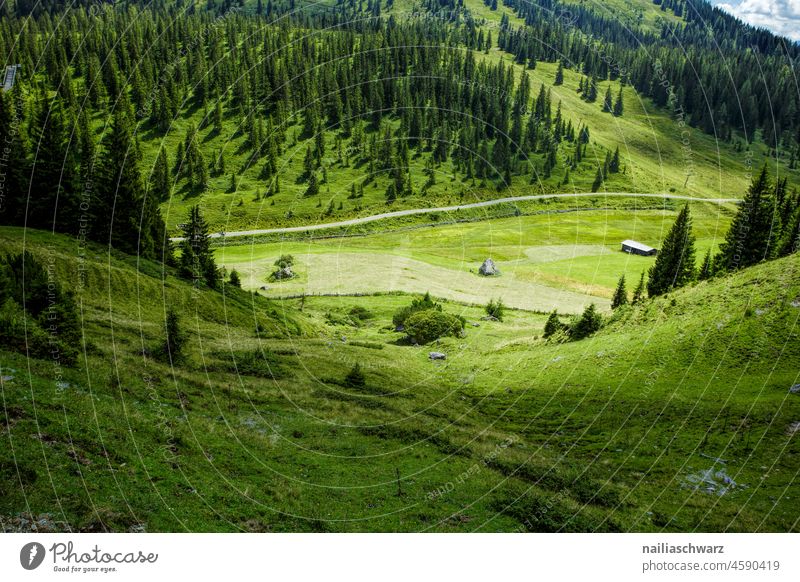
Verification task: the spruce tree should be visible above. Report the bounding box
[304,172,319,197]
[554,60,564,86]
[150,147,171,201]
[698,250,713,280]
[586,76,598,102]
[778,200,800,256]
[591,166,604,192]
[29,95,80,232]
[161,308,186,363]
[543,310,562,338]
[602,86,613,112]
[344,363,366,388]
[611,275,628,309]
[647,204,696,297]
[716,165,779,270]
[0,91,29,226]
[631,272,646,304]
[571,304,602,340]
[613,86,624,116]
[213,101,223,134]
[96,104,149,255]
[609,146,620,173]
[179,205,218,288]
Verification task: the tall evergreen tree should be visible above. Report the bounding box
[602,86,613,112]
[96,104,150,255]
[611,275,628,309]
[28,95,80,232]
[554,60,564,86]
[717,165,779,270]
[613,86,624,117]
[632,272,646,304]
[698,250,713,280]
[149,147,171,202]
[179,205,218,288]
[0,91,29,226]
[591,166,604,192]
[609,146,621,173]
[304,172,320,197]
[585,76,598,102]
[571,304,602,339]
[647,204,696,297]
[777,197,800,256]
[543,310,562,338]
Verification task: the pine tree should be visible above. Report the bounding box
[96,104,149,255]
[554,60,564,86]
[611,275,628,309]
[77,109,96,197]
[586,76,598,102]
[213,101,223,134]
[161,308,186,363]
[303,145,315,177]
[149,147,171,201]
[591,166,604,192]
[609,146,621,173]
[698,250,712,280]
[716,165,779,270]
[0,91,29,226]
[304,172,319,197]
[182,124,208,191]
[602,86,613,112]
[613,86,624,117]
[543,310,562,338]
[28,95,80,232]
[647,204,696,297]
[777,193,800,256]
[632,272,646,304]
[571,304,602,340]
[345,363,366,388]
[179,205,218,288]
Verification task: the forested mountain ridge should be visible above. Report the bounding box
[0,0,798,242]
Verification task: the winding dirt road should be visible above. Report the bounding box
[171,192,739,241]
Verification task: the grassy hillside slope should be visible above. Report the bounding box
[1,226,798,532]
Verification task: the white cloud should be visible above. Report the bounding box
[714,0,800,40]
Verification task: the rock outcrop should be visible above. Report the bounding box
[478,258,499,276]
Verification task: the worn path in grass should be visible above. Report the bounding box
[171,192,739,241]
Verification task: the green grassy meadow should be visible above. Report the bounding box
[2,225,798,532]
[217,203,735,311]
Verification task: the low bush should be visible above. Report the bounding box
[392,292,440,329]
[344,363,366,388]
[485,298,505,321]
[404,309,464,344]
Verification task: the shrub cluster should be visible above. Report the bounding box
[543,304,603,342]
[392,292,440,329]
[0,251,80,364]
[393,293,465,344]
[404,309,464,345]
